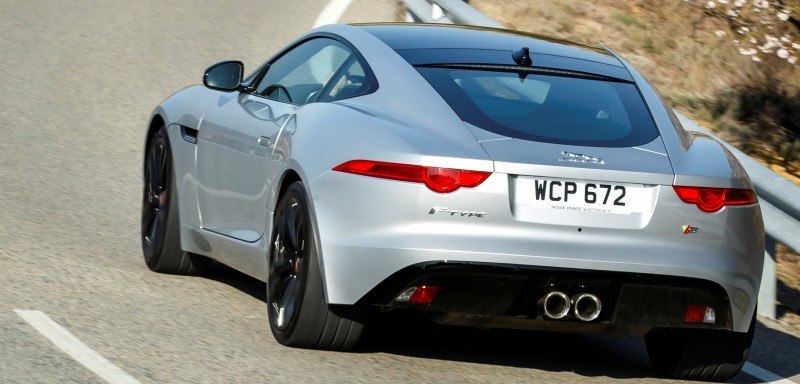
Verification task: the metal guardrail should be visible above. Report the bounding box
[403,0,502,27]
[403,0,800,319]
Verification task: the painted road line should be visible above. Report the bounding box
[742,362,796,384]
[14,309,141,384]
[313,0,355,28]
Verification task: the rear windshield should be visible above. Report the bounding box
[417,67,659,147]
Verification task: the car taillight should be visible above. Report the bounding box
[395,285,440,305]
[673,186,757,212]
[684,304,716,324]
[332,160,491,193]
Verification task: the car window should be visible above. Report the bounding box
[417,67,659,147]
[318,58,368,102]
[255,38,352,105]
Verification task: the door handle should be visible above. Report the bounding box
[258,136,271,147]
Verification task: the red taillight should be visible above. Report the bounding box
[673,186,756,212]
[395,285,440,305]
[409,285,440,305]
[684,304,716,324]
[333,160,491,193]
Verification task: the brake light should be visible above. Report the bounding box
[333,160,491,193]
[673,186,756,212]
[684,304,716,324]
[395,285,440,305]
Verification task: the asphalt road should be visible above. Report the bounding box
[0,1,798,383]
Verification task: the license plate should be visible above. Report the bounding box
[517,177,645,214]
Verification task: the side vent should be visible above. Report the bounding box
[179,125,198,144]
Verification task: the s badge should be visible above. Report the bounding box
[682,225,699,234]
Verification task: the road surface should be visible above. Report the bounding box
[0,0,798,382]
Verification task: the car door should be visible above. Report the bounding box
[196,37,354,242]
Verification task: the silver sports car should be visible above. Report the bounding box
[142,23,764,381]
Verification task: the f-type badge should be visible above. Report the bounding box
[682,225,699,234]
[559,151,605,165]
[429,207,486,218]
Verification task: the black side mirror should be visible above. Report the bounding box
[203,60,243,91]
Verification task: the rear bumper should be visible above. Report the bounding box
[359,263,734,335]
[318,235,761,332]
[310,172,764,333]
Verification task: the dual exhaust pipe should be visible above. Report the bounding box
[538,291,602,322]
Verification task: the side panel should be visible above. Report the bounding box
[152,85,220,230]
[180,223,270,281]
[153,87,282,279]
[166,123,201,229]
[195,93,292,242]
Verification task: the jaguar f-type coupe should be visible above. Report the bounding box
[142,23,764,381]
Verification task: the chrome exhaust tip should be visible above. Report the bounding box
[539,291,571,320]
[572,293,602,322]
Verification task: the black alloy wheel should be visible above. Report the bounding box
[142,129,170,259]
[266,181,365,350]
[268,190,309,332]
[141,125,210,275]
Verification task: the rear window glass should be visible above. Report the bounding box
[417,67,659,147]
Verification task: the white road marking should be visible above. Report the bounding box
[312,0,355,28]
[742,362,796,384]
[14,309,141,384]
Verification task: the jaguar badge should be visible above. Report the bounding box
[559,151,605,165]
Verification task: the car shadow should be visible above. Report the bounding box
[359,311,657,380]
[777,278,800,319]
[362,312,800,382]
[745,318,800,381]
[203,265,800,382]
[204,261,266,302]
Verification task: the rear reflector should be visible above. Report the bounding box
[395,285,440,305]
[684,304,716,324]
[673,186,756,212]
[333,160,491,193]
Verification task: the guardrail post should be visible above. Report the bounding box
[758,236,777,319]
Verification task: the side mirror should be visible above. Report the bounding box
[203,60,243,91]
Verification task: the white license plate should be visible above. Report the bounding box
[517,177,645,214]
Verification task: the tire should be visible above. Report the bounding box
[267,181,365,351]
[141,125,211,275]
[645,311,756,381]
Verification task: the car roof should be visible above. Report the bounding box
[353,23,623,68]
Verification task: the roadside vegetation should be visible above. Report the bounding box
[471,0,800,329]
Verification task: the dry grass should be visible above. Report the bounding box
[473,1,756,97]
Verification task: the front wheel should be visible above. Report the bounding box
[141,125,211,275]
[645,312,756,381]
[267,181,365,351]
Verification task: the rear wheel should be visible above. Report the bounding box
[141,125,211,275]
[267,181,365,350]
[645,312,755,381]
